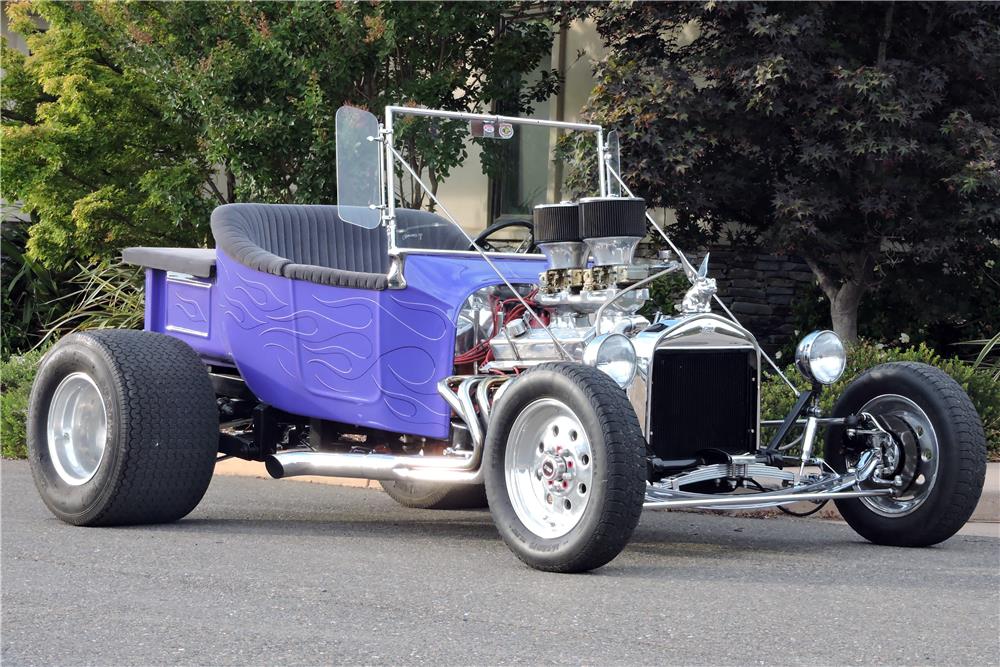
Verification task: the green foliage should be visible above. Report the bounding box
[84,1,561,206]
[1,221,72,356]
[957,332,1000,382]
[760,342,1000,457]
[1,4,215,269]
[1,348,45,459]
[584,3,1000,343]
[2,1,563,356]
[36,261,145,350]
[638,271,690,320]
[786,275,999,360]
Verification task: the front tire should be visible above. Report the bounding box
[826,362,987,547]
[28,330,219,526]
[484,363,646,572]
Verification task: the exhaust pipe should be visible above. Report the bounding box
[265,450,482,484]
[265,374,507,485]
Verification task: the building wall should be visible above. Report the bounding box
[1,6,29,54]
[435,18,606,234]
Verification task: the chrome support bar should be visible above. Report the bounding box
[388,145,572,361]
[596,127,607,196]
[605,164,800,396]
[760,417,847,427]
[643,488,894,511]
[797,416,820,480]
[385,105,602,132]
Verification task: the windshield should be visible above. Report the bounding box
[387,111,602,252]
[335,106,382,229]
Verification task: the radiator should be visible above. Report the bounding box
[648,348,758,460]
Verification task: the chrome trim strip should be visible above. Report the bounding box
[164,324,209,338]
[166,273,211,288]
[395,248,545,261]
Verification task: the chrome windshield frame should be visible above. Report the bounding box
[382,105,607,254]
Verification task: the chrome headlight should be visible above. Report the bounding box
[584,333,637,388]
[795,330,847,385]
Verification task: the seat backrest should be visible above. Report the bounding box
[211,203,468,290]
[212,203,388,273]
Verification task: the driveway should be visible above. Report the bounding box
[3,461,998,665]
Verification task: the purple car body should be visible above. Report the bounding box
[142,249,546,439]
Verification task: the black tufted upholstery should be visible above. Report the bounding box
[210,203,466,290]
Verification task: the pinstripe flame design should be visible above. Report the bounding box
[218,257,451,427]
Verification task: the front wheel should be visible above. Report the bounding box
[484,363,646,572]
[826,362,987,547]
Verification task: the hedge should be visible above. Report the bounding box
[1,348,45,459]
[760,341,1000,458]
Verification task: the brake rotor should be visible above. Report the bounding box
[877,414,921,493]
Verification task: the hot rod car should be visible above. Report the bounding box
[27,106,987,572]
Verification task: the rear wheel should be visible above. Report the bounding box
[484,363,646,572]
[826,362,986,546]
[28,329,219,526]
[380,480,488,510]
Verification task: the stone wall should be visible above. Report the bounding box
[707,249,816,352]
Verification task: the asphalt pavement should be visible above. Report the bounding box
[3,460,999,666]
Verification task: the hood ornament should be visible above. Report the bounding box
[679,254,716,314]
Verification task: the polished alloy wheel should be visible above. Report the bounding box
[46,372,108,486]
[504,398,593,538]
[856,393,939,517]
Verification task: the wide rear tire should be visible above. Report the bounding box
[484,363,646,573]
[28,330,219,526]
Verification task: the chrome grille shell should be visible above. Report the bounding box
[628,314,762,451]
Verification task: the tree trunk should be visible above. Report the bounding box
[803,254,874,346]
[225,163,236,203]
[828,281,866,345]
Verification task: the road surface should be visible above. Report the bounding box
[3,461,998,665]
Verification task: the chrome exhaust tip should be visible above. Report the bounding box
[264,456,285,479]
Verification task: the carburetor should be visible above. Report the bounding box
[535,196,652,298]
[486,196,668,369]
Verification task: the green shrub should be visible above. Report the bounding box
[36,261,144,350]
[1,348,45,459]
[761,341,1000,458]
[1,222,73,356]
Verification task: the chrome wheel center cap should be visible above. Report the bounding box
[540,455,565,481]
